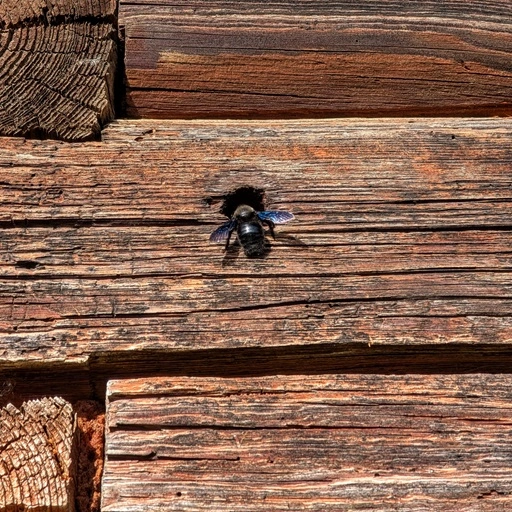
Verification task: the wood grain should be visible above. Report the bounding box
[102,374,512,511]
[0,0,116,141]
[119,1,512,118]
[1,118,512,376]
[0,397,77,512]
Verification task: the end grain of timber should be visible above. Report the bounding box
[0,0,116,141]
[0,397,78,512]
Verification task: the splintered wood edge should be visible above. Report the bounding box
[0,397,78,512]
[0,0,116,141]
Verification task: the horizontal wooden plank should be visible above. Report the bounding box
[1,118,512,374]
[5,299,512,369]
[119,0,512,17]
[101,491,511,512]
[0,0,116,141]
[102,375,512,511]
[2,227,512,277]
[2,118,512,223]
[119,1,512,118]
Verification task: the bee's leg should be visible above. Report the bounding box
[224,229,234,250]
[263,220,276,239]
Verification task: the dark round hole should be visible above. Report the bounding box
[220,185,265,218]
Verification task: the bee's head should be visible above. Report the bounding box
[233,204,256,221]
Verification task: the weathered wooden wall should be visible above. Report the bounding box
[119,0,512,118]
[2,1,512,510]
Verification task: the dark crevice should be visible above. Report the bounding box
[14,260,43,270]
[0,218,511,233]
[107,423,412,434]
[7,266,512,282]
[4,295,512,326]
[108,453,242,461]
[115,25,127,118]
[4,343,512,405]
[123,96,512,119]
[0,218,205,230]
[183,293,512,316]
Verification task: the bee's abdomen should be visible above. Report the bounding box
[237,221,265,257]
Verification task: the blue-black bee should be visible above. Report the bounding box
[210,204,294,257]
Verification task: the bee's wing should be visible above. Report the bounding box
[209,219,236,243]
[257,211,295,224]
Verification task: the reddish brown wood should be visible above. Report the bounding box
[0,397,77,512]
[75,401,105,512]
[102,375,512,511]
[0,0,116,141]
[0,118,512,378]
[119,1,512,118]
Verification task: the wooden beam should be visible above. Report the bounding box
[119,1,512,118]
[102,374,512,511]
[1,118,512,377]
[0,0,116,141]
[0,397,77,512]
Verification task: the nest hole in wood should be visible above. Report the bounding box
[15,260,42,269]
[219,185,266,218]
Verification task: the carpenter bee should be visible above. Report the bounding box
[210,204,294,257]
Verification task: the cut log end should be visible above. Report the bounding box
[0,397,78,512]
[0,2,117,141]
